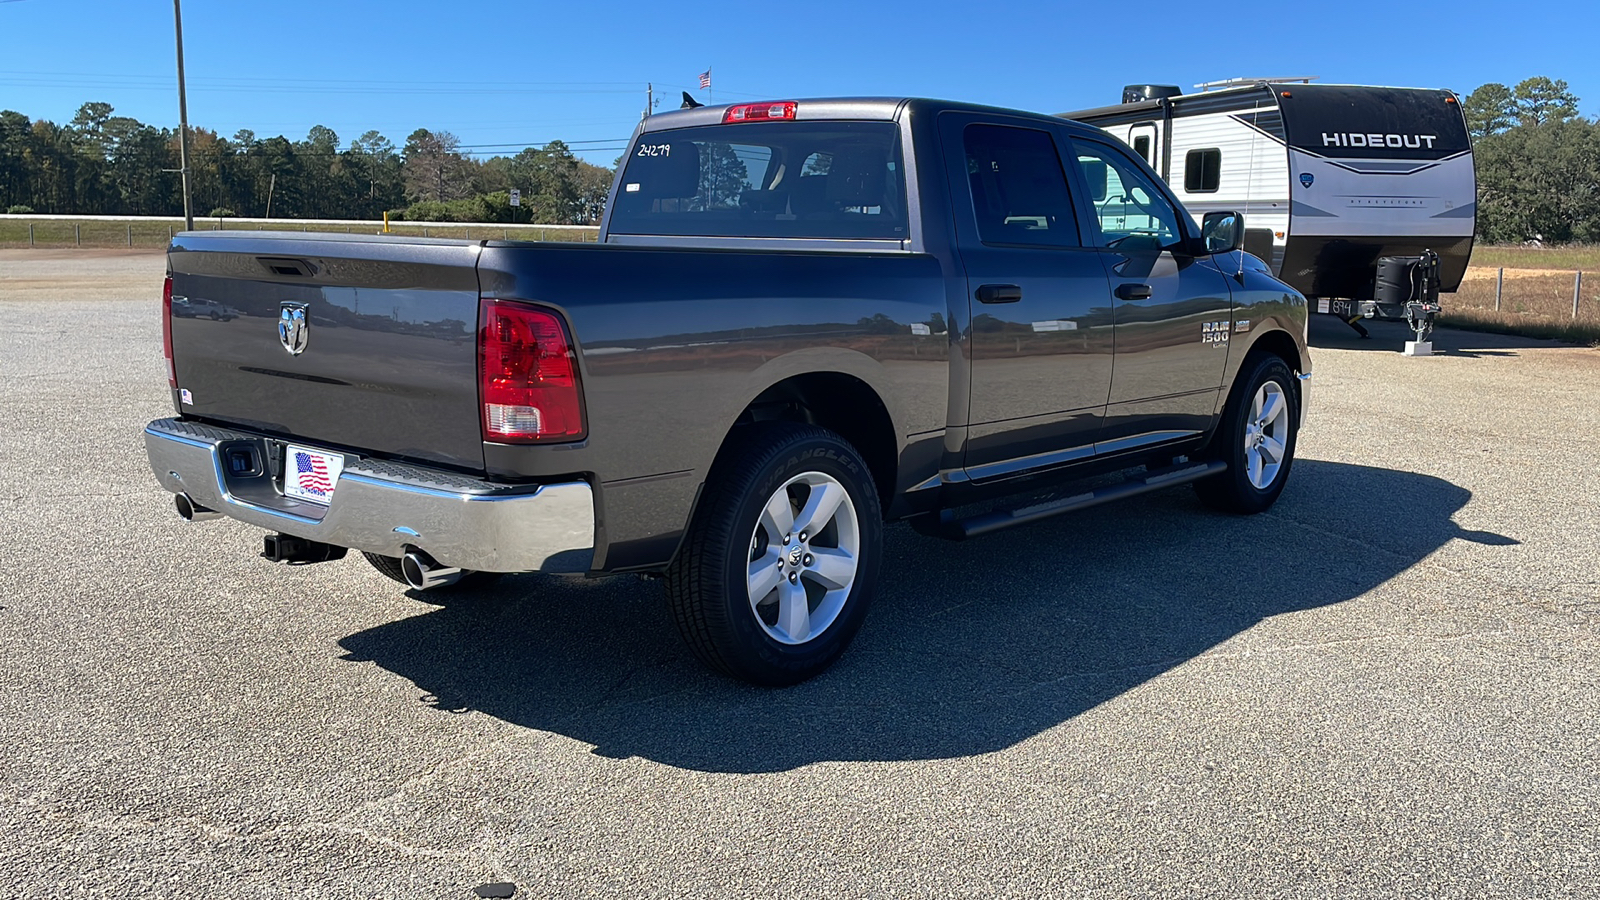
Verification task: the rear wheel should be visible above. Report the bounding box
[1195,354,1298,514]
[666,423,883,686]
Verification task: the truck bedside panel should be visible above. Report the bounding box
[475,243,951,565]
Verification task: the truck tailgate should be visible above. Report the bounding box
[167,233,485,470]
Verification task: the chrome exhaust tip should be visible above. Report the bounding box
[401,549,464,591]
[175,493,222,522]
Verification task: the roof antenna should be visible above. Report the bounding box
[1236,95,1266,281]
[680,91,704,110]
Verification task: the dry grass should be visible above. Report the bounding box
[1440,307,1600,345]
[1444,270,1600,344]
[0,218,596,249]
[1468,244,1600,271]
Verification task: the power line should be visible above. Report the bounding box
[652,81,777,101]
[170,143,631,160]
[0,69,642,87]
[2,67,661,159]
[0,71,646,97]
[215,140,630,153]
[0,70,788,100]
[0,79,642,97]
[454,139,629,149]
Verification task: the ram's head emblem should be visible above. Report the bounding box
[278,302,309,356]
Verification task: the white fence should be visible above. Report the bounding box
[1,214,600,249]
[0,212,597,231]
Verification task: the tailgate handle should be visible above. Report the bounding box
[257,257,319,277]
[976,284,1023,304]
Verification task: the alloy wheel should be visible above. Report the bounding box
[745,471,860,645]
[1243,381,1289,490]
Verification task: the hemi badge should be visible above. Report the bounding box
[1235,320,1251,333]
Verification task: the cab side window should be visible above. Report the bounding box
[1073,140,1184,252]
[962,124,1080,248]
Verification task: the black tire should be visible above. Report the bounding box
[360,551,502,591]
[665,423,883,686]
[1195,353,1299,514]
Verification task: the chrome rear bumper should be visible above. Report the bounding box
[144,418,594,574]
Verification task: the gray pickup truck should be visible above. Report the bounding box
[147,97,1310,685]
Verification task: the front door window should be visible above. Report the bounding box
[1074,144,1183,252]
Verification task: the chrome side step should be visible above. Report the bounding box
[931,460,1228,540]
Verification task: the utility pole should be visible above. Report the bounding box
[266,172,276,219]
[173,0,195,232]
[645,82,653,119]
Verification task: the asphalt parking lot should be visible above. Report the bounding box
[2,250,1598,898]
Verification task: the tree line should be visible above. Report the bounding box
[0,101,613,224]
[1464,77,1597,244]
[3,83,1597,243]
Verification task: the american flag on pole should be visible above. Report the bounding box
[295,451,333,497]
[698,69,712,90]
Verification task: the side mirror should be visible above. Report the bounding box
[1200,211,1243,254]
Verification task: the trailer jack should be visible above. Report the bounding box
[1373,248,1443,354]
[1405,298,1441,344]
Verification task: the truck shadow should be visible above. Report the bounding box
[1309,314,1571,355]
[337,460,1507,773]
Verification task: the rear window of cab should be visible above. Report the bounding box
[609,120,907,240]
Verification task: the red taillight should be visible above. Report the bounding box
[722,101,798,123]
[162,275,176,388]
[478,299,585,443]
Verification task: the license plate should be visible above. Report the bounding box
[283,444,345,505]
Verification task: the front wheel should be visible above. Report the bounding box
[1195,354,1299,514]
[666,423,883,686]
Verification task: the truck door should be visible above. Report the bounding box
[938,114,1115,480]
[1067,136,1233,449]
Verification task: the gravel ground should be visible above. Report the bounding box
[1,253,1597,899]
[0,248,166,302]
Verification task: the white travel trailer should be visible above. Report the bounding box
[1064,79,1475,338]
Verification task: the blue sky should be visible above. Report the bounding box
[2,0,1594,165]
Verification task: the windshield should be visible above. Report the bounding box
[609,120,907,240]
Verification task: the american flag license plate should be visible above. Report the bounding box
[284,444,345,505]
